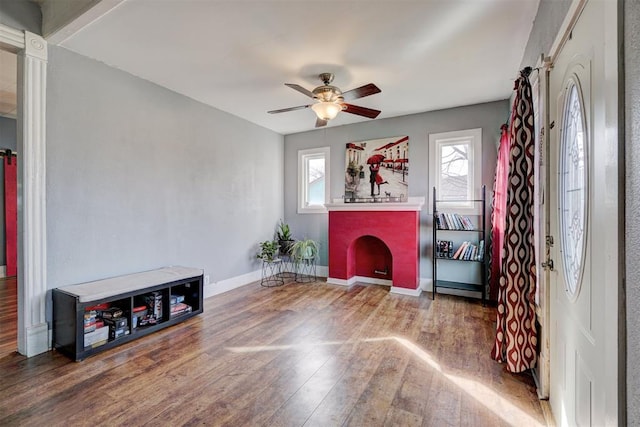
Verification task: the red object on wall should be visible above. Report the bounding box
[328,210,420,289]
[4,153,17,277]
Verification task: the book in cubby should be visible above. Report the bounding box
[432,186,486,304]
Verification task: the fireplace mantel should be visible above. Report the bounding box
[324,197,425,212]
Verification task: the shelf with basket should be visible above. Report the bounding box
[432,185,486,304]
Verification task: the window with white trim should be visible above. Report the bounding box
[298,147,330,213]
[429,128,482,213]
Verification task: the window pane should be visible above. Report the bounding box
[440,143,469,200]
[307,158,325,206]
[560,81,587,297]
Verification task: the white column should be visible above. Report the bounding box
[16,32,48,357]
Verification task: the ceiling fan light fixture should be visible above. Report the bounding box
[311,101,342,121]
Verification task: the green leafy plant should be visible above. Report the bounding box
[290,238,319,262]
[276,219,295,256]
[257,240,279,262]
[276,219,292,241]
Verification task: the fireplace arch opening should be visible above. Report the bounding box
[349,235,393,283]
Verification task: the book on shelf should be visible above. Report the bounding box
[436,213,447,230]
[461,244,471,260]
[84,325,108,348]
[461,216,474,230]
[170,302,192,317]
[437,212,477,231]
[477,240,485,261]
[446,213,456,230]
[453,242,467,259]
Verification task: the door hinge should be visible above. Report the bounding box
[543,235,554,271]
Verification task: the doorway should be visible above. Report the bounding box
[0,24,48,357]
[0,49,18,356]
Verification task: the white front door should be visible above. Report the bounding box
[547,1,619,425]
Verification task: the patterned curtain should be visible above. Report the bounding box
[491,69,537,373]
[488,124,511,301]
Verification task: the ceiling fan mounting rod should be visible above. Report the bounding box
[319,72,334,85]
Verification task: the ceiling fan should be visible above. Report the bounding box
[267,73,382,128]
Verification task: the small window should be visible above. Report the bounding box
[559,78,588,298]
[429,128,482,212]
[298,147,330,213]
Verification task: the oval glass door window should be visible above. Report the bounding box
[559,79,588,298]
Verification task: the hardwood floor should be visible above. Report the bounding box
[0,279,546,426]
[0,277,17,356]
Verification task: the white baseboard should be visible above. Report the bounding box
[203,268,434,300]
[420,277,433,292]
[0,265,6,278]
[316,265,329,278]
[204,265,331,298]
[354,276,392,286]
[390,286,422,297]
[327,275,420,297]
[24,323,49,357]
[204,269,261,298]
[326,276,354,286]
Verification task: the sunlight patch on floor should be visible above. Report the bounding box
[386,336,544,427]
[225,335,544,426]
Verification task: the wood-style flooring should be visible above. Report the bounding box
[0,277,17,356]
[0,279,546,426]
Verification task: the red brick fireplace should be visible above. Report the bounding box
[325,198,424,295]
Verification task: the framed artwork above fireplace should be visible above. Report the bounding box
[344,136,409,202]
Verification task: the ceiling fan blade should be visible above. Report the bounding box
[341,83,381,101]
[285,83,315,98]
[267,105,312,114]
[342,103,381,119]
[315,118,328,128]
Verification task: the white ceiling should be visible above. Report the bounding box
[16,0,540,134]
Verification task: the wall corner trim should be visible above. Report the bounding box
[1,23,48,357]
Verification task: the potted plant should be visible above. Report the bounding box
[276,219,295,256]
[256,240,279,262]
[290,238,319,282]
[290,238,319,262]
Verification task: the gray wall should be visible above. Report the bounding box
[46,46,284,288]
[0,0,41,34]
[284,100,507,276]
[0,116,17,266]
[519,0,572,69]
[625,0,640,424]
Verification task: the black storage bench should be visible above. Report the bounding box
[53,266,204,361]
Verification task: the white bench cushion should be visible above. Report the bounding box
[56,266,203,303]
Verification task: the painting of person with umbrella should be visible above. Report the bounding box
[367,154,388,196]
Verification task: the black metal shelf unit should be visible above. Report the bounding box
[432,185,486,304]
